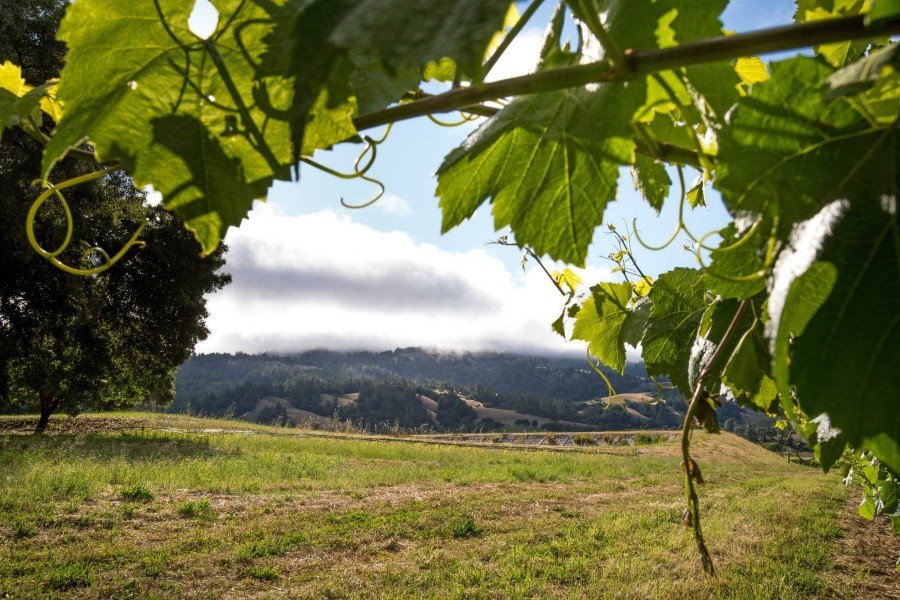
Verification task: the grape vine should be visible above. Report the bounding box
[1,0,898,573]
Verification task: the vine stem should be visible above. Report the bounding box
[681,298,749,575]
[353,15,900,132]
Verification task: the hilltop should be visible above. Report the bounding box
[2,413,895,598]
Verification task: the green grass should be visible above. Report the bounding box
[0,413,851,598]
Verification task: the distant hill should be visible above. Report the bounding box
[169,349,796,447]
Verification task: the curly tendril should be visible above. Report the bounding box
[693,217,779,284]
[633,166,704,251]
[300,125,395,210]
[26,167,147,276]
[426,112,480,127]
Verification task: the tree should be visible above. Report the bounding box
[1,0,898,568]
[0,0,230,431]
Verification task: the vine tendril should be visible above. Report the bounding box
[426,112,480,127]
[300,125,394,209]
[26,167,147,276]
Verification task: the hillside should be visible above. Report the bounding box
[2,413,895,598]
[172,350,787,443]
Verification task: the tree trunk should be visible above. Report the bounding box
[35,391,59,434]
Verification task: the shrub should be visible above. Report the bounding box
[47,565,92,590]
[448,516,483,539]
[247,565,279,581]
[120,485,154,503]
[546,433,556,446]
[13,517,37,539]
[573,434,595,446]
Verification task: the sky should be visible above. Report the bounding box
[193,0,797,356]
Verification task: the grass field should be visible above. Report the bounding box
[0,413,883,598]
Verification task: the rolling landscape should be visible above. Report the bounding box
[1,0,898,598]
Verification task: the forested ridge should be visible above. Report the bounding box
[172,349,802,450]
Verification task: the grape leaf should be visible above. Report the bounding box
[702,222,767,300]
[0,61,35,136]
[794,0,872,66]
[641,268,708,395]
[0,61,53,137]
[44,0,293,255]
[350,51,420,115]
[582,0,738,118]
[825,42,899,100]
[572,282,634,373]
[716,57,896,233]
[867,0,900,26]
[791,199,900,474]
[630,155,670,212]
[688,298,752,395]
[330,0,513,79]
[768,262,837,411]
[436,81,645,266]
[686,177,706,209]
[722,326,777,411]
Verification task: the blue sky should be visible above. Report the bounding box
[197,1,799,355]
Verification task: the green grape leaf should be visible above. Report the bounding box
[538,1,569,69]
[768,262,837,410]
[581,0,738,118]
[689,298,753,395]
[330,0,513,80]
[702,222,767,300]
[282,0,359,162]
[622,296,651,347]
[792,199,900,474]
[299,57,359,156]
[722,326,777,411]
[349,51,420,115]
[794,0,872,66]
[716,57,896,233]
[803,414,849,472]
[44,0,293,255]
[867,0,900,26]
[641,268,707,395]
[630,155,670,212]
[436,81,645,266]
[572,282,634,373]
[686,177,706,209]
[825,42,900,100]
[0,61,44,136]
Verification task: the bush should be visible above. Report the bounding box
[573,434,595,446]
[546,433,556,446]
[247,565,279,581]
[120,485,154,503]
[47,565,92,590]
[12,517,37,539]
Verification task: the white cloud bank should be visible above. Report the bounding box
[198,204,611,356]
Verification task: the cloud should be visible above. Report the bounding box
[198,204,613,356]
[376,193,412,216]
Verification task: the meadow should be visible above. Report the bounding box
[0,413,882,598]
